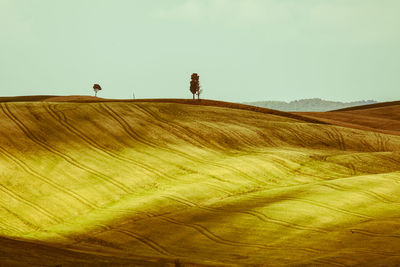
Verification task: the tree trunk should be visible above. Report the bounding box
[193,94,195,100]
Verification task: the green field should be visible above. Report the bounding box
[1,100,400,266]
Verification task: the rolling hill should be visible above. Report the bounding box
[1,96,400,266]
[297,101,400,136]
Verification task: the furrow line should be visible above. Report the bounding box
[134,104,269,185]
[284,128,307,147]
[1,204,39,231]
[0,183,60,223]
[332,128,346,151]
[115,229,173,256]
[47,104,176,183]
[0,144,97,209]
[350,229,400,239]
[101,103,202,156]
[164,195,328,233]
[312,259,346,267]
[104,104,268,186]
[360,138,376,152]
[133,104,212,148]
[317,183,396,205]
[160,216,266,249]
[0,218,24,234]
[1,103,132,194]
[272,196,373,219]
[159,215,322,254]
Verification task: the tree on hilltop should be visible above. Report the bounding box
[190,73,200,100]
[93,84,102,97]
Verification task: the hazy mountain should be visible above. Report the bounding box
[244,98,378,112]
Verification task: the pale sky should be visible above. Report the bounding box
[1,0,399,102]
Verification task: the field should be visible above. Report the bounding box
[297,101,400,136]
[1,97,400,266]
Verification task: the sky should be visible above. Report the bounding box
[1,0,399,102]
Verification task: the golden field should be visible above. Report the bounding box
[0,97,400,266]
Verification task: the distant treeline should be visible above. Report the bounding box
[244,98,378,112]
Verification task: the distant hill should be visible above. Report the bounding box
[244,98,378,112]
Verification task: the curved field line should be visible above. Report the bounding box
[294,124,331,149]
[273,156,330,181]
[132,103,219,147]
[0,224,19,235]
[322,127,345,151]
[380,154,400,167]
[269,196,374,219]
[1,204,39,231]
[331,127,346,151]
[1,103,131,194]
[0,148,61,223]
[352,249,400,257]
[0,219,24,234]
[0,145,97,209]
[101,103,198,149]
[375,174,400,185]
[317,183,397,205]
[380,134,390,151]
[346,163,357,176]
[164,195,328,234]
[0,208,30,233]
[312,258,347,267]
[133,104,214,148]
[114,229,173,256]
[159,215,322,254]
[131,104,269,186]
[100,103,266,187]
[378,133,391,151]
[283,127,307,148]
[160,216,269,249]
[209,123,255,149]
[360,138,377,152]
[249,127,278,147]
[46,104,177,183]
[54,104,234,194]
[100,103,203,157]
[374,132,385,152]
[257,153,328,181]
[350,229,400,239]
[199,182,233,195]
[97,104,162,150]
[0,182,60,223]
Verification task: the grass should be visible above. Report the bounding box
[0,99,400,266]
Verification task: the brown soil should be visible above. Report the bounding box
[333,100,400,112]
[297,104,400,136]
[0,236,164,266]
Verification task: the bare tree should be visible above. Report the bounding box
[93,84,102,97]
[190,73,199,100]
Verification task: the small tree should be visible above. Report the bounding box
[93,84,102,97]
[190,73,199,100]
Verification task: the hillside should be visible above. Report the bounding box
[245,98,377,112]
[333,100,400,112]
[0,99,400,266]
[297,103,400,136]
